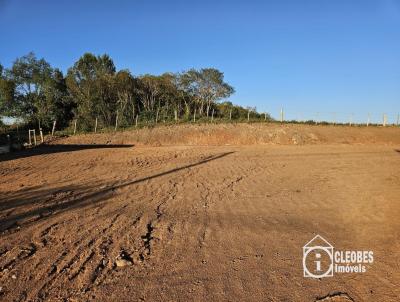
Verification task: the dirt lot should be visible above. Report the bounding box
[0,124,399,301]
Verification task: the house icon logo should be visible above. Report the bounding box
[303,235,334,278]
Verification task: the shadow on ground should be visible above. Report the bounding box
[0,151,234,232]
[0,144,134,162]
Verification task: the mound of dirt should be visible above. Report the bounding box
[53,123,400,146]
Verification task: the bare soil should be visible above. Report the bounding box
[0,124,399,301]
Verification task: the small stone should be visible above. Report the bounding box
[11,274,17,279]
[115,258,133,267]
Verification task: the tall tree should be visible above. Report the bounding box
[180,68,234,117]
[2,53,71,128]
[114,70,137,125]
[43,68,73,127]
[66,53,117,128]
[0,63,17,117]
[9,52,53,126]
[198,68,235,117]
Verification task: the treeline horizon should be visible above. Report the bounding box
[0,52,272,131]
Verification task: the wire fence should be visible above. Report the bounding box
[1,108,399,151]
[272,109,400,126]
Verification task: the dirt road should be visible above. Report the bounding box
[1,138,400,301]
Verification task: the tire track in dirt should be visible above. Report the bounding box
[31,151,210,301]
[2,144,399,301]
[33,200,149,300]
[196,157,269,249]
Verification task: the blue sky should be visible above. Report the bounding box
[0,0,399,122]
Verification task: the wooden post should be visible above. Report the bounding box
[39,128,44,143]
[156,108,159,124]
[28,130,32,146]
[280,108,284,123]
[33,130,37,146]
[383,114,387,127]
[229,109,232,120]
[115,111,119,131]
[193,108,196,122]
[247,109,250,122]
[174,109,178,122]
[264,112,267,121]
[94,117,98,133]
[73,119,77,135]
[211,109,214,122]
[135,114,139,127]
[51,120,56,136]
[367,114,370,127]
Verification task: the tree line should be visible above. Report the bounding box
[0,52,271,132]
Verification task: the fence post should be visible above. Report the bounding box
[28,130,32,146]
[211,109,214,122]
[135,114,139,127]
[264,112,267,121]
[247,109,250,122]
[94,117,98,133]
[367,114,370,127]
[115,111,119,131]
[156,108,159,124]
[73,119,77,135]
[280,108,284,123]
[193,108,196,122]
[51,120,57,136]
[33,130,37,146]
[39,128,44,143]
[17,124,20,141]
[229,109,232,120]
[174,109,178,122]
[383,114,387,127]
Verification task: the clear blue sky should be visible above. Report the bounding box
[0,0,399,122]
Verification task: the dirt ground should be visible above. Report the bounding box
[0,124,399,301]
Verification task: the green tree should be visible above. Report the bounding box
[0,63,17,117]
[10,52,53,127]
[44,69,74,128]
[66,53,117,128]
[114,70,137,125]
[2,53,71,129]
[180,68,234,117]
